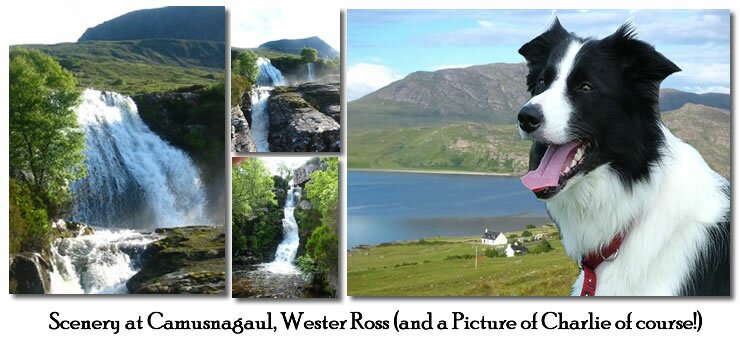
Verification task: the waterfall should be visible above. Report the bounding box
[49,230,160,294]
[307,62,315,82]
[250,88,271,152]
[263,184,301,274]
[256,57,285,86]
[71,89,208,229]
[48,89,211,294]
[250,57,286,152]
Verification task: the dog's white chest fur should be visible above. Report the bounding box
[546,126,729,296]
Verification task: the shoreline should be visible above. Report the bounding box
[349,167,520,177]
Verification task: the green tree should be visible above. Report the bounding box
[305,158,339,229]
[9,179,50,254]
[276,162,293,182]
[232,158,276,219]
[9,48,85,215]
[300,47,318,63]
[232,50,259,85]
[521,230,533,237]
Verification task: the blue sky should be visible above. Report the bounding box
[347,9,730,101]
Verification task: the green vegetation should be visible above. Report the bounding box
[232,159,276,219]
[9,179,50,254]
[9,48,86,224]
[296,158,339,294]
[348,123,530,174]
[347,225,576,296]
[231,159,281,257]
[17,40,224,94]
[231,50,259,105]
[301,47,318,63]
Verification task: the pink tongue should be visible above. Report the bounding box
[521,141,581,192]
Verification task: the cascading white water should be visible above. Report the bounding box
[71,89,208,228]
[256,57,285,87]
[262,184,301,274]
[49,230,160,294]
[250,88,272,152]
[307,62,315,82]
[250,57,286,152]
[49,89,211,294]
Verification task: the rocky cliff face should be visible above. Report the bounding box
[293,160,328,187]
[126,225,225,294]
[231,106,257,152]
[267,83,340,152]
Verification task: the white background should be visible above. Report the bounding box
[0,0,736,339]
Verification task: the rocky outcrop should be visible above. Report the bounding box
[267,83,341,152]
[9,253,53,294]
[51,219,94,239]
[126,225,225,294]
[231,106,257,152]
[293,160,328,186]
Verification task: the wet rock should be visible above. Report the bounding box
[9,253,53,294]
[231,106,257,152]
[293,161,328,186]
[298,200,314,210]
[267,82,341,152]
[51,220,95,239]
[322,104,340,123]
[127,225,225,294]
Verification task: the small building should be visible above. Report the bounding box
[481,229,508,246]
[505,242,529,257]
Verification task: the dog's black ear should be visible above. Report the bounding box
[604,23,681,84]
[518,18,570,93]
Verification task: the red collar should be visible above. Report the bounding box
[580,233,625,296]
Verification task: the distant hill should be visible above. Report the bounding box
[349,63,730,176]
[663,103,730,178]
[349,63,731,132]
[258,36,338,59]
[349,63,529,131]
[659,88,731,112]
[79,6,225,42]
[16,39,224,94]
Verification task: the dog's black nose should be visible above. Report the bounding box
[518,104,543,133]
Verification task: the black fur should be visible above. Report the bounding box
[680,184,731,296]
[519,20,681,189]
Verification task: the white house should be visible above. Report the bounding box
[505,245,515,257]
[481,229,507,246]
[505,242,529,257]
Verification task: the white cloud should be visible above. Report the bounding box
[347,63,402,101]
[681,86,730,94]
[672,63,730,86]
[477,20,494,28]
[431,64,472,71]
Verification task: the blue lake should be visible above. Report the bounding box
[348,170,551,248]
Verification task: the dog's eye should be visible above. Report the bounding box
[578,82,593,92]
[537,78,545,87]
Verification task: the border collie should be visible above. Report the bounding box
[517,19,730,296]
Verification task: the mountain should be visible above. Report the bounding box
[663,103,730,178]
[18,39,224,94]
[78,6,225,42]
[258,36,338,59]
[349,63,732,132]
[349,63,730,177]
[658,88,731,112]
[349,63,529,131]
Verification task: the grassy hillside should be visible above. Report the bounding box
[663,103,731,178]
[347,225,578,296]
[17,39,224,94]
[347,123,530,174]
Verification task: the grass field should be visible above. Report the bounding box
[347,123,531,174]
[347,226,579,296]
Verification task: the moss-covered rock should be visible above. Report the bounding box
[126,225,225,294]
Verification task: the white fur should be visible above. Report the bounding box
[545,125,729,296]
[524,41,583,144]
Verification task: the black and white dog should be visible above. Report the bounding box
[517,19,730,296]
